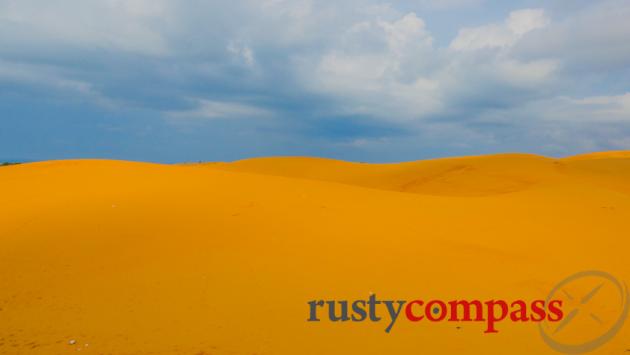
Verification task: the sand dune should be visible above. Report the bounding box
[1,153,629,354]
[214,153,629,197]
[562,150,630,161]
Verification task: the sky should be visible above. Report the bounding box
[1,0,629,163]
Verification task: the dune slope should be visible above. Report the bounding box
[1,153,629,354]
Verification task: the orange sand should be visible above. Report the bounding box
[1,152,629,354]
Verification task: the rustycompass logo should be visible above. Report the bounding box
[307,296,564,334]
[307,270,629,352]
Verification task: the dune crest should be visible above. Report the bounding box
[562,150,630,161]
[210,152,630,197]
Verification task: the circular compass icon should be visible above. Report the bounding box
[540,270,629,353]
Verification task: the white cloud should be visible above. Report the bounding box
[566,93,630,122]
[227,42,255,67]
[506,9,549,35]
[476,93,630,125]
[0,59,116,107]
[378,13,433,54]
[302,13,442,120]
[450,24,513,51]
[495,58,558,88]
[303,9,557,121]
[0,0,170,55]
[450,8,548,51]
[166,99,271,120]
[512,1,630,71]
[413,0,485,10]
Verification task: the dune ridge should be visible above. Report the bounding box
[209,152,630,197]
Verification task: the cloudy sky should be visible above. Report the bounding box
[1,0,629,162]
